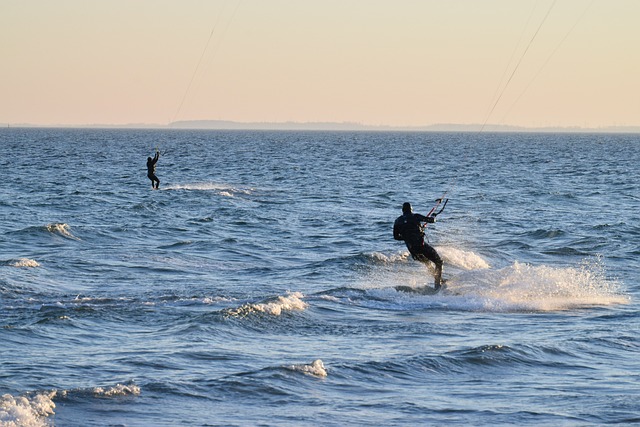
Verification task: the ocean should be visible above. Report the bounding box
[1,128,638,426]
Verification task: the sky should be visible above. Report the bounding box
[1,0,639,128]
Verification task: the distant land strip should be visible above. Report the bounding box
[3,120,640,133]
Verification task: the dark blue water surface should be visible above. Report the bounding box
[1,128,639,426]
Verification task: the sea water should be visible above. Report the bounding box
[0,129,638,426]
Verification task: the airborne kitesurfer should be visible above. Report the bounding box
[393,202,443,290]
[147,150,160,189]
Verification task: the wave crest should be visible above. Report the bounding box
[163,182,253,197]
[0,391,56,427]
[46,223,80,240]
[91,384,141,398]
[227,292,307,317]
[4,258,40,268]
[288,359,327,378]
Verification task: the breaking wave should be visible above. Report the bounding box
[0,384,141,426]
[287,359,327,378]
[0,391,55,427]
[2,258,40,268]
[226,292,308,317]
[162,182,253,197]
[45,223,80,240]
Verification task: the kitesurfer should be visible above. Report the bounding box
[393,202,443,289]
[147,151,160,189]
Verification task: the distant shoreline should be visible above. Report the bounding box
[3,120,640,133]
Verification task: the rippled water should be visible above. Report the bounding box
[1,128,639,426]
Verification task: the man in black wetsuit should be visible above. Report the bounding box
[146,151,160,189]
[394,202,443,289]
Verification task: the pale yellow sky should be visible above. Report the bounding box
[1,0,639,128]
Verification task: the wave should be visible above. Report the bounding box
[323,250,627,313]
[8,223,80,241]
[335,342,584,384]
[0,391,56,427]
[65,383,141,399]
[286,359,327,378]
[441,344,578,371]
[225,292,308,317]
[367,246,489,271]
[523,228,567,239]
[2,258,40,268]
[0,383,140,426]
[347,246,490,291]
[45,223,80,240]
[161,182,253,197]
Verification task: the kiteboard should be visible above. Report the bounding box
[395,279,447,295]
[395,285,440,295]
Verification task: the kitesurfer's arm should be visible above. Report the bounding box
[415,213,435,224]
[393,219,403,240]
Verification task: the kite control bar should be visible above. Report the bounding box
[426,197,448,219]
[155,147,171,156]
[431,198,448,218]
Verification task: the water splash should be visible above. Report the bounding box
[351,248,627,313]
[91,384,141,398]
[446,257,628,312]
[4,258,40,268]
[0,391,56,427]
[162,182,253,197]
[227,292,308,317]
[439,246,490,270]
[369,251,411,264]
[288,359,327,378]
[45,223,80,240]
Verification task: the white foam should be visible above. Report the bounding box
[91,384,141,398]
[0,391,56,427]
[228,292,308,317]
[438,246,490,270]
[162,182,253,196]
[288,359,327,378]
[202,296,233,304]
[443,257,628,312]
[358,249,627,313]
[250,292,308,316]
[369,251,411,264]
[45,223,80,240]
[7,258,40,268]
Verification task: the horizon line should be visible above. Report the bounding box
[2,120,640,133]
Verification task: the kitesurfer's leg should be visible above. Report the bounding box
[148,173,159,189]
[407,242,443,290]
[423,244,443,289]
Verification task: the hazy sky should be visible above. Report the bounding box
[2,0,639,127]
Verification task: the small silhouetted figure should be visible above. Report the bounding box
[394,202,443,289]
[147,151,160,189]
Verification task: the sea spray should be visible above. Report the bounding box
[226,292,308,317]
[288,360,327,378]
[4,258,40,268]
[45,223,80,240]
[0,391,56,427]
[446,256,628,312]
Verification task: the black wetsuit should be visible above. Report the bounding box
[394,211,443,286]
[147,152,160,189]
